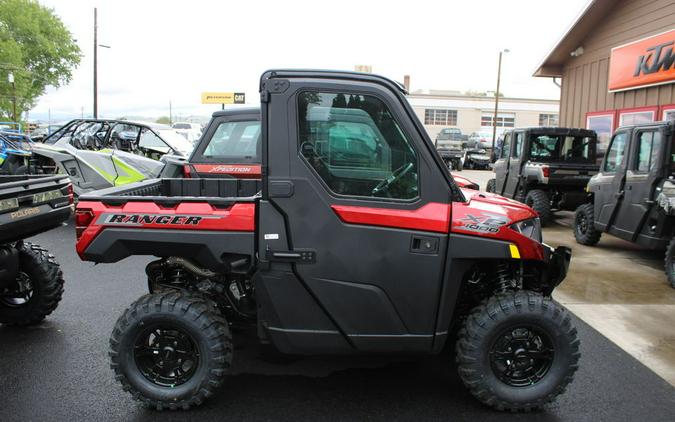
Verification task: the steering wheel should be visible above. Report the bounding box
[371,162,414,196]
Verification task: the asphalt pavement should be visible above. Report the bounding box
[1,219,674,422]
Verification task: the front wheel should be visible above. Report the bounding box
[110,292,232,410]
[0,242,64,326]
[664,238,675,289]
[574,203,601,246]
[456,291,580,411]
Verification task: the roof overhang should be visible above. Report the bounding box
[533,0,618,78]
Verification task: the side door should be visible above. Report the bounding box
[493,131,512,194]
[612,127,666,239]
[259,75,452,353]
[188,112,261,179]
[503,130,524,197]
[592,130,630,232]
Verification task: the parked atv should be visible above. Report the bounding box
[573,121,675,288]
[32,119,194,196]
[463,148,491,170]
[76,70,577,412]
[0,132,32,175]
[0,174,72,325]
[486,127,599,225]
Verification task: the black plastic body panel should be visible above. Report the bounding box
[0,174,72,243]
[83,228,254,271]
[80,178,259,205]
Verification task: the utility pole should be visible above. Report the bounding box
[93,7,98,118]
[8,73,17,123]
[93,8,110,119]
[169,100,172,125]
[491,49,509,151]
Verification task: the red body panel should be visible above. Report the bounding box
[331,202,451,233]
[332,189,543,260]
[451,189,544,260]
[190,164,262,179]
[75,201,255,259]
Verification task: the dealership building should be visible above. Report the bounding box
[535,0,675,151]
[406,91,559,141]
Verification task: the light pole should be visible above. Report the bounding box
[491,49,509,151]
[8,72,16,123]
[93,7,111,118]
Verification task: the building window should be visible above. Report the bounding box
[538,113,559,127]
[481,112,515,128]
[586,112,614,154]
[619,109,655,126]
[661,105,675,121]
[424,109,457,126]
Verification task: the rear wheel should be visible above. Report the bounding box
[486,178,496,193]
[0,242,64,326]
[574,203,601,246]
[524,190,553,225]
[664,238,675,289]
[110,292,232,410]
[456,291,580,411]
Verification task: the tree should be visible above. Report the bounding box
[155,116,171,125]
[0,0,82,121]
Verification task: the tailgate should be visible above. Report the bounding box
[547,163,598,186]
[0,175,73,243]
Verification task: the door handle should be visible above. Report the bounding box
[410,235,439,254]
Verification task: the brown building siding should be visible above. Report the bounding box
[559,0,675,128]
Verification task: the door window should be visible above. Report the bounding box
[298,91,418,199]
[604,132,628,173]
[512,132,523,158]
[500,133,511,159]
[635,130,662,173]
[202,120,260,159]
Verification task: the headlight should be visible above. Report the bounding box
[510,217,542,243]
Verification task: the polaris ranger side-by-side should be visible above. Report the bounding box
[0,174,72,325]
[76,70,577,411]
[574,121,675,288]
[487,127,599,225]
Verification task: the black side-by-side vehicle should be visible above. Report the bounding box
[0,174,72,325]
[487,127,599,225]
[76,70,578,412]
[574,121,675,288]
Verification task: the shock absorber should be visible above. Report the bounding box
[494,262,513,293]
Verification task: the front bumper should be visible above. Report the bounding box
[542,244,571,292]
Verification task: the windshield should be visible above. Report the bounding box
[158,129,194,155]
[529,134,595,163]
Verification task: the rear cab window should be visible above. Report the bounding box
[192,120,261,163]
[529,134,595,163]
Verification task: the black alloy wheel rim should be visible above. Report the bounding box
[134,325,200,387]
[0,272,33,307]
[576,212,588,235]
[489,325,555,387]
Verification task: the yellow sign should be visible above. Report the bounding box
[201,92,245,104]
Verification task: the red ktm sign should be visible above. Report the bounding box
[608,29,675,92]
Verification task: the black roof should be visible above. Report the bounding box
[260,69,407,95]
[211,107,260,118]
[507,127,597,137]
